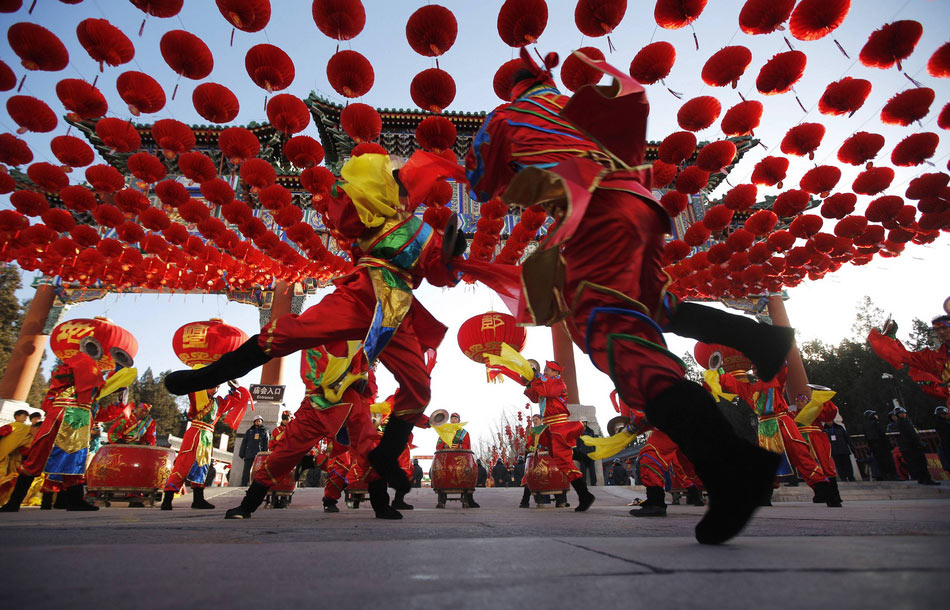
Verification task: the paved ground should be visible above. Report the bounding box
[1,483,948,609]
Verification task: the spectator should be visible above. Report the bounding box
[205,460,217,487]
[29,412,41,426]
[239,416,269,486]
[491,458,508,487]
[862,410,897,481]
[610,458,630,485]
[412,458,424,487]
[513,455,526,485]
[893,407,939,485]
[507,464,516,486]
[476,459,488,487]
[885,409,900,434]
[936,406,950,472]
[573,417,598,486]
[825,420,856,482]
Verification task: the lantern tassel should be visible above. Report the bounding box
[607,35,616,53]
[784,36,795,52]
[139,18,146,38]
[660,79,683,99]
[17,73,26,92]
[691,26,699,51]
[230,28,235,47]
[903,72,923,88]
[172,79,179,101]
[834,39,849,58]
[91,74,98,88]
[29,0,36,14]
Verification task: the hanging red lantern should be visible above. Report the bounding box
[744,209,778,236]
[410,68,456,113]
[176,151,217,183]
[663,239,691,263]
[675,166,709,194]
[85,164,125,193]
[200,178,234,206]
[415,116,456,152]
[59,185,99,213]
[905,173,949,200]
[720,100,762,136]
[7,22,69,72]
[497,0,547,47]
[576,0,626,36]
[130,1,183,18]
[859,20,922,71]
[10,191,49,217]
[852,167,894,195]
[772,189,810,217]
[936,104,949,130]
[76,18,135,71]
[751,156,789,188]
[677,96,720,131]
[493,58,526,101]
[257,184,291,211]
[172,318,248,367]
[0,134,32,166]
[756,51,806,95]
[660,190,688,217]
[327,50,374,98]
[283,135,324,168]
[789,215,823,238]
[340,103,381,143]
[799,165,841,195]
[837,131,885,166]
[789,0,850,41]
[700,204,733,231]
[658,131,697,165]
[50,135,94,170]
[0,60,15,91]
[51,317,138,371]
[695,140,737,173]
[880,88,934,126]
[724,184,757,211]
[218,127,260,165]
[55,78,108,120]
[683,223,711,247]
[655,0,706,30]
[818,77,871,117]
[96,117,141,153]
[240,158,276,192]
[738,0,794,35]
[151,118,195,157]
[701,46,752,88]
[216,0,271,33]
[155,179,189,208]
[560,46,605,92]
[780,123,825,158]
[628,41,675,84]
[651,160,677,188]
[245,43,295,92]
[116,71,166,115]
[127,151,167,184]
[927,42,950,78]
[160,30,214,81]
[406,4,457,57]
[266,94,310,135]
[193,83,240,124]
[139,206,170,232]
[766,229,795,252]
[457,312,527,363]
[27,162,68,192]
[865,196,904,223]
[114,188,149,214]
[891,132,938,167]
[312,0,366,41]
[6,96,56,134]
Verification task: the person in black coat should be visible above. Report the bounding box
[239,416,269,486]
[491,458,508,487]
[893,407,939,485]
[476,459,488,487]
[412,459,424,488]
[610,459,629,485]
[862,410,897,481]
[935,406,950,472]
[513,455,526,485]
[573,418,598,486]
[824,421,856,482]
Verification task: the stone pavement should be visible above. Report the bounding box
[1,484,948,609]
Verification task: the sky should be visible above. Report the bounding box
[2,1,949,460]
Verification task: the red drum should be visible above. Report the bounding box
[430,449,477,492]
[344,461,368,508]
[250,451,296,494]
[86,444,176,492]
[524,451,569,494]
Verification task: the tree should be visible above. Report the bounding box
[681,351,704,384]
[474,404,531,467]
[130,368,187,437]
[908,318,936,351]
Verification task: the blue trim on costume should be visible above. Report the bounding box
[504,119,585,141]
[187,461,209,485]
[389,219,431,270]
[584,307,667,369]
[336,425,350,446]
[466,110,496,202]
[516,86,561,100]
[44,446,87,476]
[364,301,395,364]
[775,450,793,476]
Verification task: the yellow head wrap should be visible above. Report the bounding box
[340,153,400,228]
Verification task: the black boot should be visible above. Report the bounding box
[191,486,215,509]
[643,380,780,545]
[0,475,35,512]
[686,485,705,507]
[760,487,774,507]
[368,417,414,493]
[41,492,53,510]
[519,486,531,508]
[160,490,175,510]
[164,336,271,395]
[630,486,667,517]
[464,492,480,508]
[665,302,795,382]
[53,490,66,509]
[571,478,595,512]
[825,478,842,507]
[555,492,570,508]
[323,497,340,513]
[368,479,402,520]
[64,484,98,511]
[391,489,414,510]
[225,481,269,519]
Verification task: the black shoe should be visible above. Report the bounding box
[686,486,705,507]
[224,481,269,519]
[631,503,668,517]
[53,491,66,509]
[812,480,831,504]
[128,501,146,508]
[41,492,53,510]
[391,492,414,510]
[225,507,252,519]
[464,493,480,508]
[369,479,402,520]
[160,490,175,510]
[64,485,98,511]
[323,498,340,513]
[555,492,569,508]
[164,336,271,395]
[191,487,215,509]
[519,501,530,508]
[571,478,595,512]
[0,475,35,512]
[367,417,414,494]
[666,302,795,382]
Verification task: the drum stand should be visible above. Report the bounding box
[434,488,474,508]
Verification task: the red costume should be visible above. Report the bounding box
[315,441,353,502]
[868,327,950,407]
[797,400,839,479]
[524,371,582,482]
[106,407,156,446]
[435,428,471,451]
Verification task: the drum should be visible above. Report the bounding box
[344,461,368,508]
[250,451,296,494]
[524,451,569,494]
[86,444,176,492]
[430,449,477,492]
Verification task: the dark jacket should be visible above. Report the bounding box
[491,459,508,487]
[862,418,885,442]
[513,458,525,483]
[896,417,925,455]
[412,463,424,487]
[240,424,269,459]
[476,461,488,486]
[825,423,854,456]
[610,462,629,485]
[935,418,950,450]
[573,425,597,462]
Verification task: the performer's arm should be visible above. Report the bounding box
[143,420,157,446]
[464,110,515,203]
[106,418,125,444]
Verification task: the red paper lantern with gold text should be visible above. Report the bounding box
[172,318,248,367]
[457,312,527,364]
[50,317,138,372]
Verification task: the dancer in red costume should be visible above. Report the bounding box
[314,441,353,513]
[523,360,592,510]
[107,403,156,446]
[434,412,479,508]
[793,393,844,503]
[166,154,465,502]
[869,315,950,408]
[463,48,790,543]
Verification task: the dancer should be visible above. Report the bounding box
[106,403,156,445]
[463,49,788,543]
[434,412,479,508]
[793,390,844,504]
[869,315,950,408]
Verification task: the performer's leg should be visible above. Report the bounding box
[0,475,35,512]
[368,479,401,520]
[633,444,669,517]
[519,486,531,508]
[162,428,201,510]
[64,483,98,511]
[240,459,253,486]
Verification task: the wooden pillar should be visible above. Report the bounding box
[551,321,580,404]
[0,283,56,401]
[767,294,810,402]
[259,280,293,386]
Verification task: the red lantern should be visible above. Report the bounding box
[7,22,69,72]
[351,142,388,157]
[837,131,884,166]
[658,131,697,165]
[738,0,794,35]
[151,119,195,157]
[701,46,752,88]
[266,94,310,135]
[300,166,337,197]
[560,46,605,92]
[724,184,757,211]
[415,116,456,152]
[340,103,381,143]
[0,60,15,91]
[865,196,904,223]
[6,96,56,134]
[160,30,214,80]
[193,83,240,124]
[10,191,49,217]
[629,41,675,84]
[701,204,733,232]
[283,136,324,168]
[676,166,709,194]
[245,43,295,92]
[772,189,809,217]
[660,191,688,217]
[50,135,94,170]
[25,163,66,193]
[155,180,189,207]
[683,223,711,247]
[218,127,260,165]
[116,71,166,116]
[891,132,938,167]
[130,1,183,18]
[695,140,737,173]
[493,58,525,101]
[789,0,850,41]
[410,68,455,113]
[880,88,934,126]
[677,96,721,131]
[96,117,141,153]
[76,18,135,70]
[818,77,871,117]
[327,50,374,98]
[720,100,762,136]
[927,42,950,78]
[127,152,167,184]
[859,20,922,71]
[744,209,777,235]
[59,185,99,213]
[852,167,894,196]
[651,160,677,188]
[50,317,138,371]
[576,0,626,36]
[905,173,949,200]
[693,342,752,372]
[176,151,217,183]
[216,0,271,33]
[781,123,825,158]
[799,165,841,195]
[789,215,823,239]
[457,312,527,363]
[312,0,366,41]
[200,178,234,206]
[751,156,789,188]
[497,0,547,47]
[240,158,276,191]
[663,239,691,263]
[172,318,247,367]
[55,79,108,120]
[756,51,806,95]
[655,0,706,30]
[406,4,457,57]
[85,164,125,193]
[0,134,32,166]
